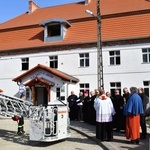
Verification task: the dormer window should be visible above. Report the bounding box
[47,24,61,37]
[40,19,71,43]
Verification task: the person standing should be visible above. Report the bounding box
[94,89,115,141]
[67,91,78,120]
[106,91,114,102]
[95,89,100,97]
[76,92,84,121]
[17,94,26,135]
[138,87,149,139]
[124,87,144,144]
[89,91,97,125]
[112,89,125,131]
[123,87,131,104]
[82,90,90,123]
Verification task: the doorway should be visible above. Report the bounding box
[35,87,48,106]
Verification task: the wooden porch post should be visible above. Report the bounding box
[46,85,50,102]
[30,85,36,105]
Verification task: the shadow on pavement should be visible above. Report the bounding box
[0,128,30,145]
[70,121,150,150]
[0,128,66,147]
[0,128,97,148]
[67,136,98,145]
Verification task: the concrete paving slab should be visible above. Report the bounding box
[70,121,150,150]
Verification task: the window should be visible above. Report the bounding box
[109,50,120,65]
[56,87,61,100]
[40,19,71,43]
[49,56,58,68]
[142,48,150,63]
[79,83,89,94]
[25,88,30,101]
[47,24,61,37]
[143,81,150,97]
[21,58,29,70]
[79,53,89,67]
[110,82,121,97]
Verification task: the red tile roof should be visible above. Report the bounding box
[102,13,150,41]
[0,0,150,51]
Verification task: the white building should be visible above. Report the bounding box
[0,0,150,103]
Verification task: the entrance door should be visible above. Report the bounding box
[35,87,48,106]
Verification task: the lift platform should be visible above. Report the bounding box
[0,93,71,142]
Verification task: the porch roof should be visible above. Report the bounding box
[24,76,55,86]
[12,64,79,84]
[0,89,3,93]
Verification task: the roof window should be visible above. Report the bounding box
[47,24,61,37]
[40,19,71,42]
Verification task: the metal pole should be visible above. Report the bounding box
[97,0,103,89]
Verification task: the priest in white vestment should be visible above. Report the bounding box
[94,89,115,141]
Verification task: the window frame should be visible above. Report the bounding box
[143,81,150,97]
[109,50,121,65]
[142,48,150,63]
[79,83,90,95]
[21,57,29,71]
[49,56,58,69]
[47,24,61,37]
[110,82,121,97]
[79,53,89,67]
[56,87,61,100]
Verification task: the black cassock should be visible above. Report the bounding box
[67,94,78,120]
[112,95,125,130]
[82,96,90,123]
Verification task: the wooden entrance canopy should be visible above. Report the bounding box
[13,64,79,83]
[12,64,79,105]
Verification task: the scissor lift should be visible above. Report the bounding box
[0,93,71,142]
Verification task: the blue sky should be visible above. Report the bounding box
[0,0,81,23]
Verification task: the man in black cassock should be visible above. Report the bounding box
[67,91,78,120]
[112,89,125,131]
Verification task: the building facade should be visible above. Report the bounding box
[0,0,150,101]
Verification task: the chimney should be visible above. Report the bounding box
[85,0,91,5]
[28,0,39,14]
